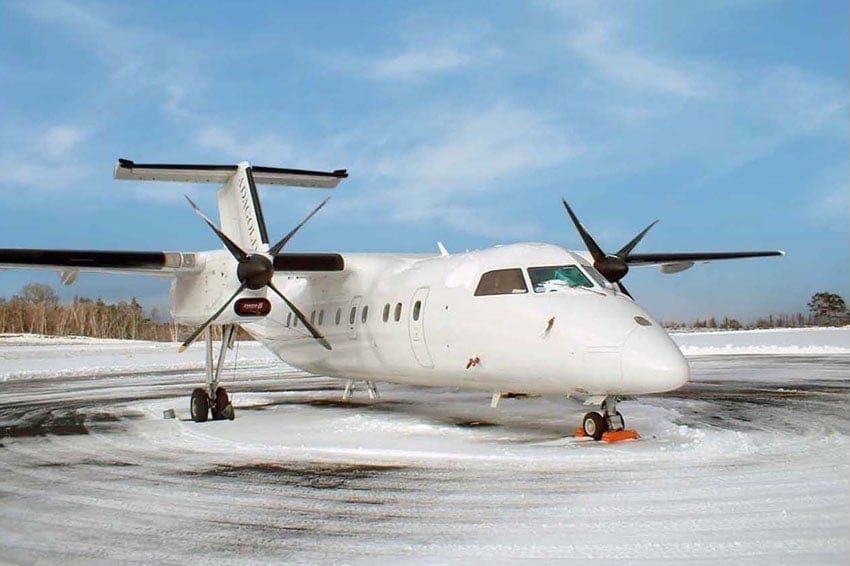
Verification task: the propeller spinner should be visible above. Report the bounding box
[561,199,657,299]
[179,187,332,353]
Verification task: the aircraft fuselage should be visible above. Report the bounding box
[176,242,689,397]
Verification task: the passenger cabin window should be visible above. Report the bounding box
[413,300,422,321]
[318,310,324,326]
[361,305,369,323]
[286,312,292,327]
[528,265,594,293]
[394,303,402,322]
[349,306,356,325]
[335,308,342,325]
[382,304,390,322]
[310,310,316,324]
[474,268,528,296]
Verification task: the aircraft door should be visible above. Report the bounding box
[408,287,434,368]
[347,296,362,340]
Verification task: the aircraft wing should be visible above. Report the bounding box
[0,248,345,279]
[0,249,202,278]
[625,250,784,273]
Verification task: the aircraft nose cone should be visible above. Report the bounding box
[621,328,689,394]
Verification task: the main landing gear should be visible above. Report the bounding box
[189,325,237,423]
[575,396,639,442]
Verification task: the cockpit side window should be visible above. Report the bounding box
[528,265,594,292]
[474,268,528,296]
[582,264,612,288]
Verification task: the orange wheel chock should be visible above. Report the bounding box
[574,427,640,442]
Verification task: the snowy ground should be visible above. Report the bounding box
[0,329,848,564]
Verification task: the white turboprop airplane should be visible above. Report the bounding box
[0,160,783,440]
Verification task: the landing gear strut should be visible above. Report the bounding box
[576,396,638,442]
[341,379,380,401]
[189,325,237,423]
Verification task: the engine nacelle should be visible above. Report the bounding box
[169,250,270,325]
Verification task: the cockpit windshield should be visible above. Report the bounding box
[581,264,613,289]
[528,265,595,293]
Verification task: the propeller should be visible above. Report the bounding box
[561,199,657,299]
[178,193,332,352]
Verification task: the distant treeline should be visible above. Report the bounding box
[0,283,184,341]
[661,291,849,330]
[662,313,811,331]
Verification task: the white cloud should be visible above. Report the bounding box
[539,9,846,183]
[809,167,849,223]
[347,103,578,236]
[566,19,709,98]
[370,47,472,80]
[194,127,296,165]
[39,125,84,157]
[13,0,207,119]
[0,124,91,191]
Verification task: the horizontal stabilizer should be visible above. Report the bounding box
[114,159,347,188]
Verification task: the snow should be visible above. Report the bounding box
[672,326,850,356]
[0,330,848,563]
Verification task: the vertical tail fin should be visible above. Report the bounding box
[216,163,269,252]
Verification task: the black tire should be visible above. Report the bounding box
[212,387,234,421]
[582,412,605,441]
[190,388,209,423]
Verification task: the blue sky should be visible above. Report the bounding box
[0,0,847,321]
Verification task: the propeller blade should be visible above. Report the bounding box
[616,220,659,258]
[267,198,331,256]
[178,283,247,353]
[185,195,247,261]
[561,199,606,262]
[267,282,332,350]
[617,281,634,300]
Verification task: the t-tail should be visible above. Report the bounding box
[114,158,347,252]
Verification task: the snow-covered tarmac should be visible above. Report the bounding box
[0,329,848,564]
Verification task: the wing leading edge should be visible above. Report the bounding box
[0,249,345,279]
[625,250,784,274]
[0,249,201,278]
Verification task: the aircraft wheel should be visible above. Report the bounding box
[582,412,605,441]
[212,387,235,421]
[190,388,210,423]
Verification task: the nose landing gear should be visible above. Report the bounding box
[575,396,639,442]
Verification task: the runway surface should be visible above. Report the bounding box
[0,336,848,564]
